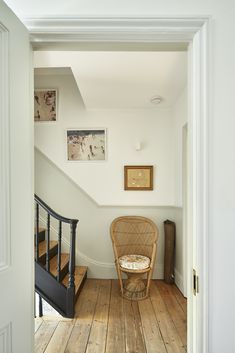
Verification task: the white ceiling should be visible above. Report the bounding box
[4,1,187,110]
[34,51,187,109]
[4,0,82,17]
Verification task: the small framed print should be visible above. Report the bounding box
[34,89,57,122]
[67,128,106,161]
[124,165,153,190]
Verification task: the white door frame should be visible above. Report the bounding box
[26,16,209,353]
[182,122,188,298]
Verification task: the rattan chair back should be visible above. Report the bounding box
[110,216,158,258]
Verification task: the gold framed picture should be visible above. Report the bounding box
[124,165,153,190]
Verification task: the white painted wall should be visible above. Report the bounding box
[34,69,187,287]
[35,148,183,280]
[34,71,175,206]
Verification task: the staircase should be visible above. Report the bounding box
[34,194,87,318]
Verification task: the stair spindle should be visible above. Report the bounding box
[46,213,50,272]
[39,295,43,317]
[57,221,62,282]
[35,203,39,262]
[68,221,77,290]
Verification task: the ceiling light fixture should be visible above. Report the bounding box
[150,95,163,105]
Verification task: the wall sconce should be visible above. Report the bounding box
[135,142,141,151]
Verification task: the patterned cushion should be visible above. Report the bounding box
[118,254,150,270]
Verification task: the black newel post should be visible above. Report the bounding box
[67,220,78,317]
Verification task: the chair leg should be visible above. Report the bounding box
[116,263,124,295]
[146,267,154,297]
[146,244,157,296]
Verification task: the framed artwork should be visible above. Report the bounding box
[67,129,106,161]
[124,165,153,190]
[34,89,57,122]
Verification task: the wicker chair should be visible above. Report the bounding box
[110,216,158,300]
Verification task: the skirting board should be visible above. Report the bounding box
[83,262,164,280]
[174,268,184,295]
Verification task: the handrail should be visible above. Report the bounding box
[34,194,78,225]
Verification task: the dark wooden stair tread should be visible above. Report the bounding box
[49,253,69,277]
[62,266,88,294]
[37,240,58,258]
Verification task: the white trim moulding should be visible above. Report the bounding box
[0,323,12,353]
[24,16,209,45]
[0,23,11,272]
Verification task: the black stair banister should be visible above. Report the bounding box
[34,194,81,318]
[35,194,78,224]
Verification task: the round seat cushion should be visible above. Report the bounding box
[118,254,150,270]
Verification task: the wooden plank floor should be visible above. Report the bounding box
[35,280,187,353]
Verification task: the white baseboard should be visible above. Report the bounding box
[79,260,164,279]
[174,268,184,295]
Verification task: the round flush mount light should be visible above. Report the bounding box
[150,95,163,105]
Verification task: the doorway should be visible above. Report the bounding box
[0,8,209,353]
[34,48,188,353]
[30,18,209,352]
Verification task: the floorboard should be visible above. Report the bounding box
[139,298,167,353]
[35,321,58,353]
[34,280,187,353]
[86,280,111,353]
[124,298,146,353]
[150,283,186,353]
[157,281,187,349]
[106,281,125,353]
[170,285,187,314]
[44,322,73,353]
[35,317,43,333]
[66,280,101,353]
